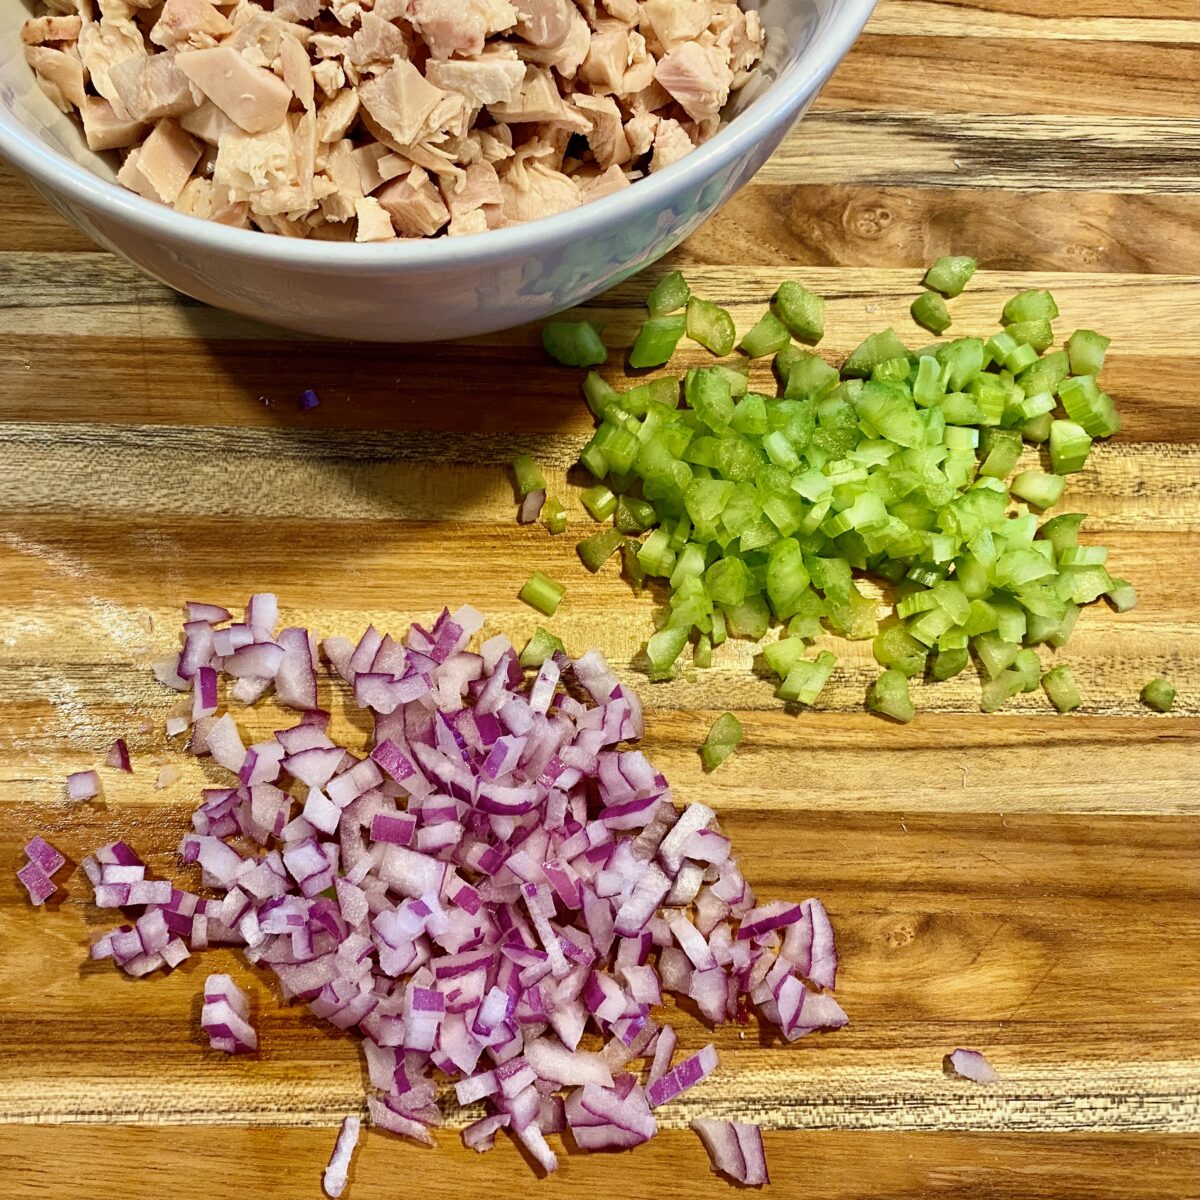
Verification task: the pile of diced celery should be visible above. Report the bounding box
[538,261,1135,721]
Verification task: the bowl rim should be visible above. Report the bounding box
[0,0,876,271]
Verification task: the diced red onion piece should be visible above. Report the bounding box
[692,1118,769,1186]
[105,738,133,773]
[66,770,101,801]
[322,1114,360,1199]
[945,1047,999,1084]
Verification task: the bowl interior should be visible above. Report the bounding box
[0,1,824,197]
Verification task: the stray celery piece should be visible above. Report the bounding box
[1002,289,1059,325]
[923,256,977,298]
[1011,470,1066,509]
[911,291,952,335]
[615,495,657,534]
[583,370,617,418]
[542,495,568,535]
[512,454,546,497]
[646,626,689,680]
[694,634,713,669]
[1042,665,1082,712]
[1106,577,1138,613]
[980,669,1024,712]
[520,571,566,616]
[629,316,686,369]
[622,540,645,590]
[1060,375,1121,437]
[701,712,743,771]
[577,528,625,572]
[1049,419,1093,474]
[1141,677,1176,712]
[1067,329,1110,377]
[773,282,825,345]
[647,270,691,317]
[740,311,793,358]
[867,669,915,723]
[686,297,737,356]
[520,627,565,669]
[778,651,837,704]
[842,328,909,378]
[543,320,606,367]
[580,484,618,522]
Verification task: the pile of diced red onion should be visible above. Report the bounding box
[35,596,850,1191]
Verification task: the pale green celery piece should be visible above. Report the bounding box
[1042,665,1082,712]
[1140,677,1176,712]
[701,712,743,771]
[867,669,915,722]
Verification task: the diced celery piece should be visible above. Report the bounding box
[512,454,547,497]
[686,297,737,356]
[694,634,713,669]
[577,528,625,572]
[629,315,686,369]
[647,270,691,317]
[542,495,568,535]
[1002,289,1059,325]
[973,632,1020,679]
[843,329,909,378]
[763,635,808,679]
[874,625,928,677]
[937,337,986,390]
[1004,318,1054,352]
[867,669,915,722]
[615,495,657,535]
[1060,375,1121,438]
[520,627,566,668]
[825,584,878,639]
[1042,665,1082,712]
[1021,412,1054,443]
[1059,545,1107,567]
[623,539,646,590]
[543,320,606,367]
[778,650,837,704]
[766,538,811,620]
[911,291,952,335]
[581,484,618,522]
[1141,677,1176,712]
[1012,647,1042,692]
[701,712,743,771]
[1106,576,1137,613]
[1018,349,1070,396]
[1067,329,1110,377]
[773,282,825,344]
[980,669,1024,712]
[931,646,969,680]
[978,427,1022,478]
[520,571,566,616]
[686,368,735,431]
[712,361,750,397]
[1011,470,1066,509]
[637,528,676,577]
[740,310,793,359]
[786,354,840,400]
[723,594,771,640]
[646,626,690,680]
[923,256,977,298]
[583,370,617,418]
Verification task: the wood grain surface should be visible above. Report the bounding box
[1,1,1198,1197]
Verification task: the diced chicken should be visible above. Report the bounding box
[149,0,232,51]
[350,142,407,193]
[490,66,588,130]
[572,93,630,169]
[213,121,295,194]
[108,52,199,123]
[500,154,580,223]
[311,59,345,100]
[348,13,410,71]
[225,12,313,66]
[175,176,251,226]
[410,0,518,59]
[620,31,657,96]
[601,0,639,22]
[654,41,733,123]
[642,0,712,49]
[80,96,147,150]
[21,15,83,44]
[354,195,396,242]
[119,118,202,203]
[519,5,591,79]
[514,0,575,48]
[579,25,629,92]
[25,46,86,114]
[447,209,488,237]
[425,53,525,108]
[273,0,322,20]
[624,111,658,158]
[650,116,694,173]
[579,162,631,201]
[318,138,362,222]
[441,160,503,217]
[316,88,360,143]
[176,46,293,135]
[279,34,314,111]
[78,18,148,121]
[359,58,451,148]
[180,99,241,145]
[376,166,450,237]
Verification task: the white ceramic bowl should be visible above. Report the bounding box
[0,1,875,342]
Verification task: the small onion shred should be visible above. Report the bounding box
[67,595,850,1185]
[945,1047,1000,1084]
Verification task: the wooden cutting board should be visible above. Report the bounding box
[1,2,1197,1196]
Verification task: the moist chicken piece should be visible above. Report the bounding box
[425,53,526,108]
[650,115,694,172]
[601,0,639,22]
[376,166,450,237]
[410,0,518,59]
[572,93,630,169]
[440,159,503,217]
[273,0,322,20]
[517,5,590,79]
[25,46,86,113]
[500,150,580,223]
[490,66,589,130]
[213,121,295,195]
[654,41,732,122]
[78,17,148,121]
[578,24,629,92]
[354,195,396,241]
[311,59,345,99]
[180,99,241,145]
[579,161,631,201]
[108,52,199,123]
[149,0,232,51]
[120,118,202,203]
[318,138,362,222]
[642,0,712,49]
[80,95,147,150]
[447,208,489,237]
[175,176,251,225]
[347,12,410,72]
[358,58,450,148]
[623,110,658,158]
[278,35,314,112]
[21,15,83,44]
[316,88,360,143]
[176,46,293,134]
